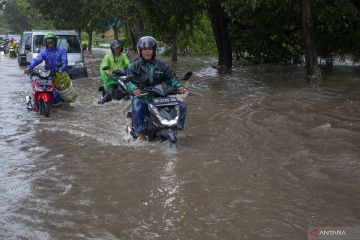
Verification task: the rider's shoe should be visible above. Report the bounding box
[26,96,33,110]
[138,132,146,141]
[97,96,106,104]
[98,95,112,104]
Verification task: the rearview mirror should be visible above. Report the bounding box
[180,71,192,81]
[25,44,31,51]
[82,44,87,51]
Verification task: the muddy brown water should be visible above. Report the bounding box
[0,50,359,239]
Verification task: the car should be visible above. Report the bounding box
[24,30,88,79]
[9,34,21,43]
[18,32,31,66]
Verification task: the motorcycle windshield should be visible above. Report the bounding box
[146,84,176,97]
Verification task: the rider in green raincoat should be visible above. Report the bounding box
[99,39,131,104]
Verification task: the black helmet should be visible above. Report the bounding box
[110,39,123,52]
[137,36,157,58]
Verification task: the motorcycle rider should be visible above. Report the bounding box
[24,32,68,109]
[126,36,187,141]
[0,37,3,54]
[98,39,131,104]
[7,38,18,57]
[3,37,10,54]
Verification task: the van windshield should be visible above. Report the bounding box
[33,35,81,53]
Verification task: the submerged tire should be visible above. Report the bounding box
[43,101,50,117]
[169,134,177,143]
[160,129,177,143]
[38,101,43,115]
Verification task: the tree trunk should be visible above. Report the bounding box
[126,23,137,53]
[113,25,119,40]
[171,29,177,62]
[77,29,82,42]
[138,19,145,37]
[87,29,93,52]
[302,0,320,82]
[209,0,232,69]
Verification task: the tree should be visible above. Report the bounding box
[100,0,143,52]
[223,0,303,64]
[29,0,109,51]
[0,0,52,33]
[312,0,360,64]
[135,0,201,61]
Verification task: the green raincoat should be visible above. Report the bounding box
[99,52,131,89]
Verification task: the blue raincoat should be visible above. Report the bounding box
[28,47,68,73]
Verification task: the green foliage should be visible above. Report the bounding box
[224,0,303,64]
[54,72,71,90]
[134,0,202,49]
[22,0,360,65]
[224,0,360,64]
[0,0,52,33]
[29,0,108,31]
[177,15,217,55]
[313,0,360,63]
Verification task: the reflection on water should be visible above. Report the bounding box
[0,53,360,239]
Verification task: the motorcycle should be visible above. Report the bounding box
[98,67,129,102]
[129,72,192,143]
[129,84,187,143]
[8,46,16,58]
[3,44,8,55]
[26,67,56,117]
[0,43,5,52]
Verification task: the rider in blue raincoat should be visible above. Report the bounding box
[26,33,68,73]
[25,32,68,105]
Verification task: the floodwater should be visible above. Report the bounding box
[0,50,359,240]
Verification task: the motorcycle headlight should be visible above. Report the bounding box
[149,104,179,127]
[39,69,50,78]
[74,61,85,68]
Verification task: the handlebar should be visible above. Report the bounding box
[112,69,127,76]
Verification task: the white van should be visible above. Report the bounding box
[25,30,87,79]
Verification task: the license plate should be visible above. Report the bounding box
[36,79,52,86]
[152,97,178,106]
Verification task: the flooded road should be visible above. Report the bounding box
[0,50,360,239]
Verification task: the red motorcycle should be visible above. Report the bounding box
[26,67,55,117]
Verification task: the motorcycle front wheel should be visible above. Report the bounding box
[42,101,50,117]
[38,101,43,115]
[159,129,177,143]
